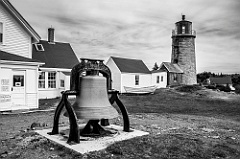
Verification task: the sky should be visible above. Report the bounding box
[9,0,240,74]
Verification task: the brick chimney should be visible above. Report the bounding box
[48,27,55,44]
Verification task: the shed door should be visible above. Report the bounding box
[12,71,26,107]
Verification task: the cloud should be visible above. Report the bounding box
[9,0,240,73]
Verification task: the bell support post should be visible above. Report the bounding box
[108,90,130,132]
[48,90,80,143]
[63,92,80,143]
[48,96,64,135]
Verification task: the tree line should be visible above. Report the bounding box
[197,72,240,86]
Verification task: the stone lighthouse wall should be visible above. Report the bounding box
[171,36,197,85]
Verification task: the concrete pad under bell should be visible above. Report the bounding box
[35,124,149,154]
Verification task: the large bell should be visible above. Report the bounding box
[64,75,118,120]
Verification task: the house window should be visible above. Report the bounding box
[161,76,164,82]
[156,76,160,83]
[135,75,139,85]
[60,79,65,88]
[48,72,56,88]
[0,22,3,43]
[173,74,177,82]
[35,44,44,51]
[38,72,45,88]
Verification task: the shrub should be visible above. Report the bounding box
[205,85,216,90]
[235,85,240,94]
[176,85,203,93]
[216,85,231,92]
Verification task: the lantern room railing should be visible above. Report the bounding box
[172,30,196,36]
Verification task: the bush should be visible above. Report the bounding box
[205,85,233,93]
[216,85,231,92]
[176,85,203,93]
[235,85,240,94]
[205,85,216,90]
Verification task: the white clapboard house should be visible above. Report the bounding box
[32,28,79,99]
[106,56,167,93]
[0,0,79,111]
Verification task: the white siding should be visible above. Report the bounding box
[26,93,38,109]
[26,69,37,93]
[38,89,60,99]
[26,69,38,108]
[151,72,167,88]
[0,4,32,58]
[121,73,152,93]
[106,58,121,91]
[65,75,70,90]
[59,72,66,94]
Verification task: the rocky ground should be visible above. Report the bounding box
[1,87,240,158]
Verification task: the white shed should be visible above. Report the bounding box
[106,56,153,93]
[0,52,43,111]
[151,69,167,88]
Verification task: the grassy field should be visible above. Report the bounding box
[1,86,240,158]
[120,88,240,120]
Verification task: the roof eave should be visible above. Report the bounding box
[0,59,45,66]
[121,72,151,74]
[39,67,72,72]
[161,62,183,73]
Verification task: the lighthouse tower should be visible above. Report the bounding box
[171,15,197,85]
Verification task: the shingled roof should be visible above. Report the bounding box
[210,76,232,85]
[0,50,43,64]
[32,40,79,69]
[160,62,183,73]
[111,56,150,74]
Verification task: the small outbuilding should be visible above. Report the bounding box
[0,51,44,111]
[159,62,183,86]
[106,56,167,93]
[208,76,235,90]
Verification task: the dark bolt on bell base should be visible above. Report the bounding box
[80,120,117,137]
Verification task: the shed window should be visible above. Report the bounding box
[38,72,45,88]
[156,76,160,83]
[135,75,139,85]
[60,79,65,88]
[0,22,3,43]
[161,76,164,82]
[173,74,177,82]
[48,72,56,88]
[35,44,44,51]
